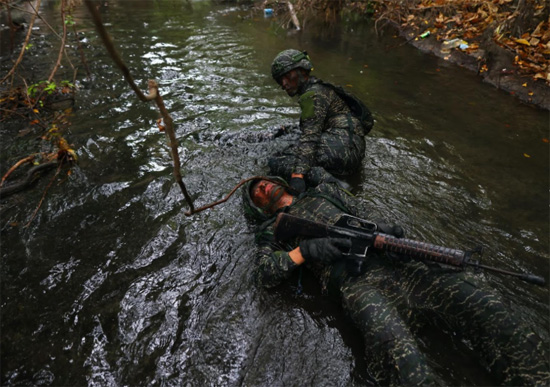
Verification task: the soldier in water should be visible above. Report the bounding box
[242,176,550,385]
[269,49,373,194]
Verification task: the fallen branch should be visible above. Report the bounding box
[288,2,301,30]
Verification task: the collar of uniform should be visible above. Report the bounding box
[297,75,317,96]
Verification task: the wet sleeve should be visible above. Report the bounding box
[254,230,299,288]
[319,182,374,218]
[292,89,331,174]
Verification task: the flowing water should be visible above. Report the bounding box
[1,1,549,386]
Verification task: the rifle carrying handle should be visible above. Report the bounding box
[374,233,467,266]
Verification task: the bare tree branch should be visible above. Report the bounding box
[1,0,42,85]
[84,0,156,102]
[47,0,68,82]
[83,0,195,212]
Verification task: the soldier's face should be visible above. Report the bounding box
[278,69,300,97]
[251,180,280,209]
[250,180,293,214]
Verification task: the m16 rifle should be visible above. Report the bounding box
[274,213,546,286]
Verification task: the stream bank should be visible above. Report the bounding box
[399,24,550,110]
[360,0,549,110]
[269,0,549,110]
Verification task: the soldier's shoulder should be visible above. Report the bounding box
[309,80,332,94]
[314,182,349,198]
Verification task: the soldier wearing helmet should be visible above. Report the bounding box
[269,49,372,194]
[242,177,550,386]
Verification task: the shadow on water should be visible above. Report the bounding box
[1,1,548,386]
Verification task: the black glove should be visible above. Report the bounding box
[376,220,407,261]
[299,238,352,264]
[289,176,306,195]
[376,220,405,238]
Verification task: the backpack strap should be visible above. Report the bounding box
[346,112,354,146]
[313,78,373,136]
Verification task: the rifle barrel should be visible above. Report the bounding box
[373,233,467,267]
[375,233,546,286]
[467,262,546,286]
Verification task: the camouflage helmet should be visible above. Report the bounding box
[271,49,313,80]
[242,176,288,223]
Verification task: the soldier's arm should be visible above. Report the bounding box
[254,229,304,288]
[292,89,331,174]
[212,121,299,145]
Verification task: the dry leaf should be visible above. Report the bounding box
[532,21,544,37]
[514,38,530,46]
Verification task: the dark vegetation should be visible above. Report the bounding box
[1,0,80,205]
[1,0,194,215]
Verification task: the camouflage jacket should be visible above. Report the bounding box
[253,182,370,291]
[252,185,550,386]
[293,77,364,175]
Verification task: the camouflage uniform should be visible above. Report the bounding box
[268,76,367,182]
[248,182,550,386]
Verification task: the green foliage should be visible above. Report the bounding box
[60,80,75,88]
[27,80,75,98]
[65,15,75,26]
[28,81,47,97]
[44,82,56,94]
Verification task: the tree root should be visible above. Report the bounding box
[0,161,58,199]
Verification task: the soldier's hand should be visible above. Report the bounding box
[273,125,288,138]
[289,175,306,194]
[376,220,407,262]
[299,237,351,264]
[376,220,405,238]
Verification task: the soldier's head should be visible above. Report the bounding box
[271,49,313,97]
[242,177,294,222]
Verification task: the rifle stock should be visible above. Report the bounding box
[273,213,546,286]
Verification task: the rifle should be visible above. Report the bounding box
[274,213,546,286]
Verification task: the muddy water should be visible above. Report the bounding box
[1,1,548,386]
